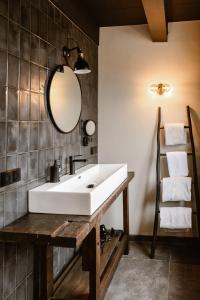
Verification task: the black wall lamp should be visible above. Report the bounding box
[63,46,91,74]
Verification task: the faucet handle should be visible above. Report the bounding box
[74,154,82,158]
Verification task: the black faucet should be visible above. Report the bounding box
[69,155,87,175]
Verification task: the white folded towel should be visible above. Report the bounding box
[164,123,186,146]
[160,207,192,229]
[166,151,188,177]
[162,177,192,202]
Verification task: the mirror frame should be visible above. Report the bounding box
[45,64,82,134]
[83,119,96,136]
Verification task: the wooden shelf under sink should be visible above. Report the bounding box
[52,231,126,300]
[100,230,123,277]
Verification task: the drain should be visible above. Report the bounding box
[86,184,95,188]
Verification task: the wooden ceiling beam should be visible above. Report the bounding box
[141,0,167,42]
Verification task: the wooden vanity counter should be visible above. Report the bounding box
[0,172,134,300]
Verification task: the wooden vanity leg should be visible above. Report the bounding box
[33,245,53,300]
[90,224,101,300]
[123,186,129,255]
[33,245,40,300]
[82,223,101,300]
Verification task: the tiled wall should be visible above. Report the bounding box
[0,0,98,299]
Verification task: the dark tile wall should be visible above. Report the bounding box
[0,0,98,299]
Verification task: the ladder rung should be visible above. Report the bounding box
[160,152,192,156]
[160,126,190,129]
[156,210,199,215]
[159,180,194,184]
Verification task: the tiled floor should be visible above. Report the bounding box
[105,241,200,300]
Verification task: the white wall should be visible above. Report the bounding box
[98,21,200,235]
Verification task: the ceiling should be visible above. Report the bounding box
[53,0,200,44]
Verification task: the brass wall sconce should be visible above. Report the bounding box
[150,83,171,95]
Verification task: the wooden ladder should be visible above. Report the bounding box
[150,105,200,258]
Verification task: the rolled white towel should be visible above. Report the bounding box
[166,151,188,177]
[162,177,192,202]
[164,123,186,146]
[160,207,192,229]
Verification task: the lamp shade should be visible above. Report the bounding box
[74,53,91,74]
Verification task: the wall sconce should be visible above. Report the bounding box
[63,46,91,74]
[150,83,171,95]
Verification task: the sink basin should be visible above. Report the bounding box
[29,164,127,215]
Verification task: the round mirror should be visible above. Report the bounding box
[83,120,96,136]
[46,65,82,133]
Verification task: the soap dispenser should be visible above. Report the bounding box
[50,160,61,182]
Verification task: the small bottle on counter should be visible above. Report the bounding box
[50,160,61,182]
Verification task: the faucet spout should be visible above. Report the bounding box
[69,155,87,175]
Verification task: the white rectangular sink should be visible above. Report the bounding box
[29,164,127,215]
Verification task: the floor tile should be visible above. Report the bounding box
[170,245,200,264]
[168,262,200,300]
[126,241,170,261]
[105,258,169,300]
